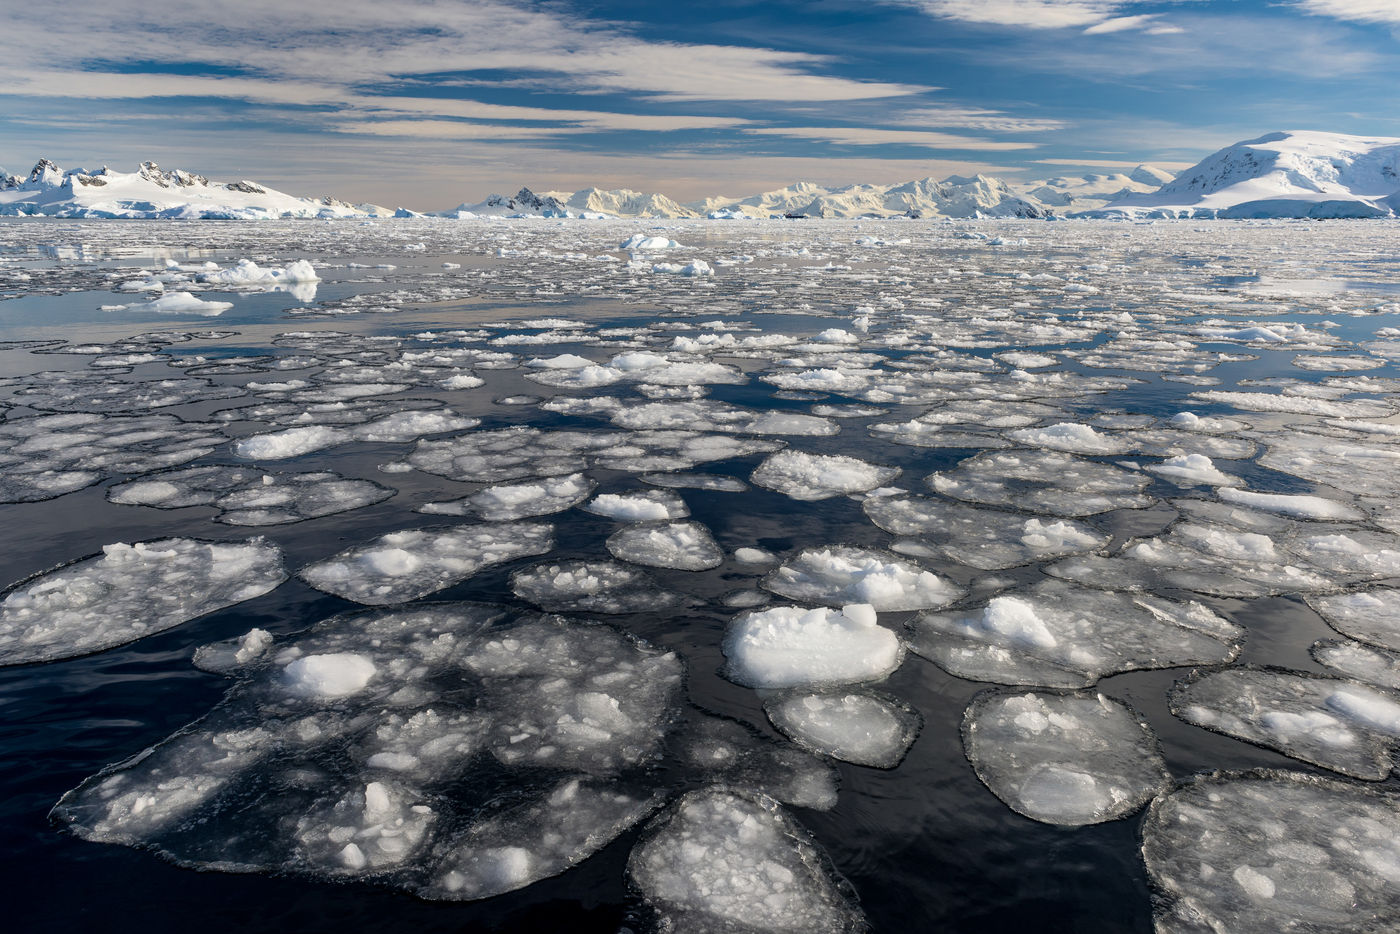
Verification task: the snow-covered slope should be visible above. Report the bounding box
[688,175,1048,219]
[0,160,389,219]
[1022,166,1175,211]
[566,188,699,219]
[446,188,573,218]
[1088,132,1400,219]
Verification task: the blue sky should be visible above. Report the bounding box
[1,0,1397,208]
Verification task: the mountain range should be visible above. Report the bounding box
[3,131,1397,221]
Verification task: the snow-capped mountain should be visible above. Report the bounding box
[448,188,573,218]
[687,175,1048,219]
[1088,131,1400,218]
[1023,166,1174,211]
[566,188,699,219]
[0,159,391,219]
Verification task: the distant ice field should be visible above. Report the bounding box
[1,216,1399,934]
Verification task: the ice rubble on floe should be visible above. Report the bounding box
[0,538,285,665]
[583,489,689,521]
[907,580,1242,689]
[929,449,1152,516]
[299,523,554,604]
[109,465,393,525]
[751,449,900,500]
[419,473,596,520]
[1170,667,1400,780]
[1142,771,1400,934]
[962,691,1168,825]
[762,546,963,611]
[606,520,724,571]
[766,690,921,768]
[628,789,863,934]
[511,559,682,613]
[724,603,903,689]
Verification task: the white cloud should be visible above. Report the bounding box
[744,126,1036,150]
[1034,157,1195,169]
[896,0,1123,29]
[1291,0,1400,25]
[1084,14,1162,34]
[894,107,1068,132]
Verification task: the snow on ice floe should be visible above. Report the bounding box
[0,538,286,665]
[765,690,921,768]
[606,520,724,571]
[419,473,596,520]
[0,412,226,503]
[13,372,244,413]
[628,789,863,934]
[751,449,899,501]
[907,580,1243,689]
[1005,422,1130,455]
[762,546,963,611]
[929,450,1152,516]
[511,559,682,613]
[559,398,839,438]
[723,603,903,689]
[299,523,554,604]
[54,604,693,898]
[1170,666,1400,780]
[1313,640,1400,691]
[1145,453,1240,487]
[108,466,394,525]
[583,489,689,521]
[961,691,1167,826]
[641,471,748,492]
[1142,771,1400,934]
[231,408,479,460]
[1218,487,1365,521]
[863,494,1107,570]
[192,627,274,674]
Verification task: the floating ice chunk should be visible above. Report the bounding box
[233,424,352,460]
[723,603,903,689]
[1171,667,1400,780]
[1142,771,1400,934]
[962,691,1167,825]
[0,538,286,666]
[357,708,485,779]
[863,495,1107,570]
[628,790,864,934]
[511,559,681,613]
[763,546,963,611]
[651,259,713,277]
[1313,640,1400,691]
[751,449,900,501]
[109,466,394,525]
[766,690,921,768]
[1193,390,1395,419]
[734,547,778,567]
[1006,422,1129,455]
[200,258,319,286]
[606,520,724,571]
[1218,487,1364,521]
[620,234,682,251]
[419,473,596,520]
[1146,453,1239,487]
[929,450,1152,516]
[583,489,689,521]
[299,523,554,604]
[192,627,274,674]
[352,409,479,442]
[1308,590,1400,652]
[140,292,234,316]
[908,581,1242,688]
[641,471,748,492]
[427,778,662,900]
[284,653,378,698]
[14,372,244,414]
[606,400,838,437]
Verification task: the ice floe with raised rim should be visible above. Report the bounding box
[1142,770,1400,934]
[418,473,596,521]
[929,449,1152,517]
[962,690,1168,825]
[1313,640,1400,691]
[108,465,394,525]
[299,523,554,604]
[606,520,724,571]
[751,449,900,501]
[723,603,903,689]
[907,580,1243,689]
[762,545,963,611]
[766,690,921,768]
[0,537,286,665]
[511,559,682,613]
[582,489,689,521]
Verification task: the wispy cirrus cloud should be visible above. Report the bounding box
[743,126,1038,150]
[1290,0,1400,25]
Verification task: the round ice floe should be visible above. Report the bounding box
[628,789,864,934]
[232,424,352,460]
[751,449,900,501]
[511,559,682,613]
[418,473,596,520]
[109,465,395,525]
[1145,453,1240,487]
[299,523,554,604]
[928,449,1152,517]
[55,604,687,896]
[907,580,1243,688]
[863,495,1108,570]
[723,603,903,689]
[1143,770,1400,934]
[763,546,963,611]
[192,627,274,674]
[962,691,1167,826]
[1006,422,1129,455]
[1308,590,1400,652]
[1170,666,1400,780]
[606,520,724,571]
[1313,639,1400,691]
[766,690,921,768]
[0,537,286,666]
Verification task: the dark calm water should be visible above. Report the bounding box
[1,217,1398,933]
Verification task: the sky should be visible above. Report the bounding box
[1,0,1397,209]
